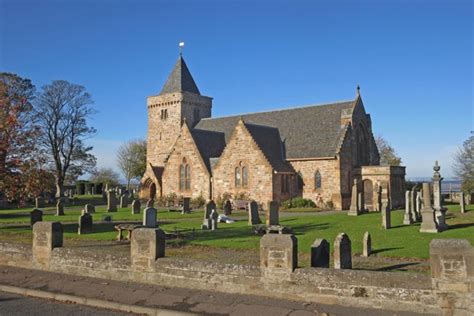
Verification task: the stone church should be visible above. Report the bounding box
[140,56,405,210]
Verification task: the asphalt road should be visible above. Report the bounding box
[0,291,132,316]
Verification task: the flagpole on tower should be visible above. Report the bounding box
[179,41,185,56]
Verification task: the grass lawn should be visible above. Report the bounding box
[0,201,473,259]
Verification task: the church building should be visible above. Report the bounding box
[140,55,405,210]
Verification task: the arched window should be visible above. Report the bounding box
[315,171,322,189]
[235,162,249,188]
[179,158,190,191]
[235,167,241,187]
[242,167,248,187]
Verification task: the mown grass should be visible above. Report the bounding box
[0,202,472,259]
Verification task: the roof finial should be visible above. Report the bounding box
[179,41,185,56]
[356,84,360,97]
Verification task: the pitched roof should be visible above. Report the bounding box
[159,56,200,95]
[243,122,294,172]
[190,129,226,172]
[195,100,355,159]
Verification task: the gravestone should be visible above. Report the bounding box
[32,222,63,268]
[416,192,422,220]
[91,185,96,195]
[375,185,382,212]
[363,231,371,257]
[35,197,44,209]
[143,207,157,228]
[403,190,414,225]
[202,200,216,229]
[210,209,219,230]
[132,199,141,214]
[131,228,166,271]
[120,195,128,208]
[358,192,364,213]
[310,238,329,268]
[460,192,466,213]
[348,179,360,216]
[84,204,95,214]
[432,161,448,231]
[419,183,439,233]
[266,201,279,226]
[260,233,298,272]
[248,201,261,225]
[382,201,391,229]
[410,190,418,221]
[182,197,191,214]
[146,199,154,208]
[78,212,93,234]
[107,192,117,212]
[56,199,64,216]
[30,209,43,227]
[224,200,232,216]
[334,233,352,269]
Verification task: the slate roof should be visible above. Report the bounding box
[160,56,201,95]
[190,129,226,172]
[195,100,355,159]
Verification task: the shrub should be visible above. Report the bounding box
[281,197,316,209]
[165,192,177,206]
[234,192,250,200]
[216,192,232,209]
[191,195,206,208]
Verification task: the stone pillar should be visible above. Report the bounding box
[130,228,166,271]
[416,192,422,220]
[403,190,414,225]
[432,161,448,231]
[348,179,360,216]
[334,233,352,269]
[363,232,371,257]
[310,239,329,268]
[56,199,64,216]
[266,201,279,226]
[420,183,439,233]
[430,239,474,315]
[260,234,297,272]
[32,222,63,269]
[460,192,466,214]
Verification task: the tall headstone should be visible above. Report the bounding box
[348,179,360,216]
[107,192,117,212]
[416,192,422,220]
[210,209,219,230]
[375,185,382,212]
[266,201,279,226]
[182,197,191,214]
[363,231,371,257]
[403,190,414,225]
[56,199,64,216]
[132,199,141,214]
[120,195,128,208]
[419,183,439,233]
[460,192,466,213]
[381,185,391,229]
[35,197,44,209]
[223,200,232,216]
[248,201,261,225]
[358,192,364,213]
[84,204,95,214]
[146,199,154,208]
[202,200,215,229]
[143,207,157,228]
[78,212,93,234]
[432,161,448,231]
[310,239,329,268]
[30,208,43,227]
[410,190,418,221]
[334,233,352,269]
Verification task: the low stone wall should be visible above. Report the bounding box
[1,225,473,315]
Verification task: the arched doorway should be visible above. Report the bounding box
[363,180,374,211]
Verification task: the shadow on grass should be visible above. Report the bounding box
[62,222,115,234]
[448,222,474,230]
[375,262,419,271]
[371,247,403,255]
[0,213,30,219]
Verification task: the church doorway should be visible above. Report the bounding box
[363,180,374,211]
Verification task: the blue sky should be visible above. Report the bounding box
[1,0,472,179]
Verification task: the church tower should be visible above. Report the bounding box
[146,56,213,166]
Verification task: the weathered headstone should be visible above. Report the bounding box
[202,200,216,229]
[131,228,166,271]
[143,207,157,228]
[348,179,360,216]
[363,231,371,257]
[403,190,414,225]
[35,197,44,209]
[56,199,64,216]
[182,197,191,214]
[30,209,43,227]
[382,201,391,229]
[223,200,232,216]
[410,190,418,221]
[84,204,95,214]
[460,192,466,213]
[146,199,154,208]
[32,222,63,268]
[375,185,382,212]
[107,192,117,212]
[420,183,439,233]
[358,192,364,213]
[210,209,219,230]
[248,201,261,225]
[432,161,448,231]
[310,238,329,268]
[78,212,93,234]
[120,195,128,208]
[266,201,279,226]
[334,233,352,269]
[132,199,141,214]
[415,192,422,220]
[260,233,298,272]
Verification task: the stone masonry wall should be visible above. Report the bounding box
[212,121,274,204]
[161,123,211,199]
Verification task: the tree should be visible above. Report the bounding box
[0,73,53,205]
[34,80,97,198]
[89,167,120,186]
[375,135,402,166]
[116,139,147,189]
[453,132,474,193]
